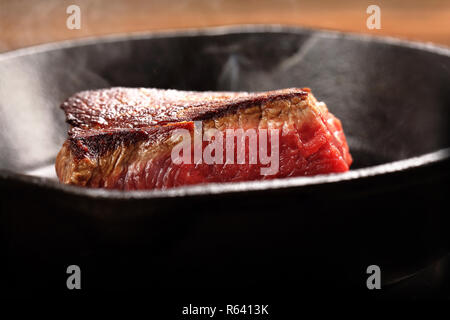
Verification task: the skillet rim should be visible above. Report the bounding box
[0,24,449,199]
[1,24,449,59]
[0,148,448,200]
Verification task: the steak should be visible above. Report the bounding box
[56,87,352,190]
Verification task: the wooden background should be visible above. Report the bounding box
[0,0,449,53]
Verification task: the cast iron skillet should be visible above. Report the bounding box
[1,25,449,296]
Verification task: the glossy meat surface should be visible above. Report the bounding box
[56,87,352,190]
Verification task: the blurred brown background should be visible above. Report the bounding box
[0,0,449,53]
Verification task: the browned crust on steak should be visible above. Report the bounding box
[56,87,352,188]
[63,87,309,130]
[62,87,310,159]
[56,90,327,187]
[67,122,193,159]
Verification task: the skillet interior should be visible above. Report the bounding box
[0,26,449,175]
[0,26,449,295]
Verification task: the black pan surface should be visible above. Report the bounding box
[1,25,449,297]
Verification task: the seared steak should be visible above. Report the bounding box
[56,87,352,190]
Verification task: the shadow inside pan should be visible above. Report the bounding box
[0,26,449,177]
